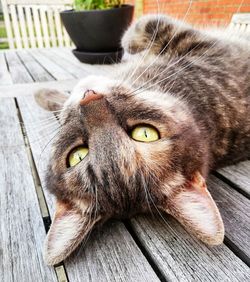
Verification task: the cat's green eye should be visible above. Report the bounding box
[68,146,89,167]
[131,125,159,142]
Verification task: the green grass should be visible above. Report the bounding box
[0,42,9,49]
[75,0,124,10]
[0,25,7,38]
[0,18,9,49]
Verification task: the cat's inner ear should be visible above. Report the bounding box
[34,88,68,111]
[44,199,100,265]
[161,171,224,245]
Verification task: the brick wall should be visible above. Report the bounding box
[131,0,250,26]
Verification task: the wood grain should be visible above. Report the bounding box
[41,49,89,78]
[217,161,250,196]
[29,49,75,80]
[66,221,160,282]
[17,50,54,82]
[130,213,250,282]
[58,48,118,76]
[209,175,250,264]
[17,95,59,215]
[5,50,33,83]
[0,53,12,86]
[0,79,78,98]
[0,98,57,282]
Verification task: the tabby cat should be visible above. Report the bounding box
[35,14,250,265]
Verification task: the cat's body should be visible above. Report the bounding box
[35,15,250,265]
[119,15,250,169]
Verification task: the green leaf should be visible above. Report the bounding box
[74,0,123,10]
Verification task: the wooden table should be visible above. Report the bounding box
[0,48,250,282]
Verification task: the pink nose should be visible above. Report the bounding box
[80,90,103,106]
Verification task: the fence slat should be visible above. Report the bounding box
[62,26,71,47]
[47,8,57,47]
[25,6,36,48]
[40,7,50,48]
[1,0,15,49]
[17,6,29,49]
[32,6,44,48]
[10,4,23,49]
[54,7,64,47]
[2,1,74,49]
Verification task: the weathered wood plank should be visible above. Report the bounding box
[17,95,59,215]
[0,52,12,85]
[0,79,78,97]
[0,97,57,282]
[66,220,160,282]
[5,50,33,83]
[130,213,250,281]
[57,48,117,76]
[4,47,68,279]
[41,48,89,78]
[217,161,250,196]
[209,175,250,264]
[17,49,54,82]
[29,49,75,80]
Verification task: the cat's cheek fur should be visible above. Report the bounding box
[44,200,100,265]
[161,172,224,245]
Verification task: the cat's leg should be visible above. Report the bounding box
[122,14,212,57]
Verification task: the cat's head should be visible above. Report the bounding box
[35,75,224,265]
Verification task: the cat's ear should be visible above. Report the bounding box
[162,171,224,245]
[34,89,68,111]
[44,200,100,265]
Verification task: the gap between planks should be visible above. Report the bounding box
[213,170,250,200]
[14,97,69,282]
[123,219,167,282]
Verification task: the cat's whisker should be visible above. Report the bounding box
[128,0,194,88]
[20,123,60,139]
[128,38,218,96]
[18,115,59,127]
[2,123,61,148]
[20,119,59,131]
[74,216,94,259]
[118,0,161,87]
[139,168,154,216]
[126,36,216,96]
[37,125,62,169]
[126,0,244,96]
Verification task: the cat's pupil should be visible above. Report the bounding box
[144,129,148,138]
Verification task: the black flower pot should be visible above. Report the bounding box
[60,5,134,64]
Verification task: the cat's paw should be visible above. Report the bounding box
[121,14,175,55]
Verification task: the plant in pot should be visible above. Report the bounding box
[60,0,134,64]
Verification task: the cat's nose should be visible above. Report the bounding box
[80,90,103,106]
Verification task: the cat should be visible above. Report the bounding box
[35,14,250,265]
